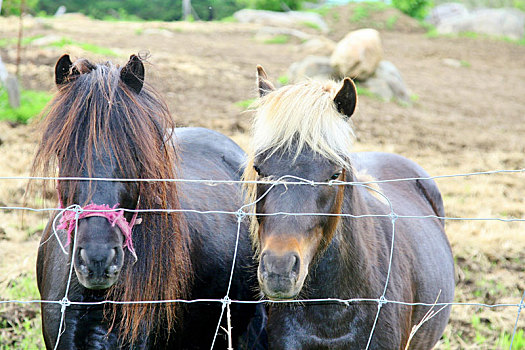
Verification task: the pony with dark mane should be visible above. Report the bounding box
[242,66,455,349]
[32,55,265,349]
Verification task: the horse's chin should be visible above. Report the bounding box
[76,273,119,290]
[260,281,303,301]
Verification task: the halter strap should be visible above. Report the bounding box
[57,192,141,261]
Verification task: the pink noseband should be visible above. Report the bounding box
[57,202,140,260]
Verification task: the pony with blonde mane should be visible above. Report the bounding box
[243,66,455,349]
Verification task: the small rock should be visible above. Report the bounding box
[442,58,462,68]
[288,56,334,83]
[330,28,383,81]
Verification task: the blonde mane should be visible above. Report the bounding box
[243,79,357,247]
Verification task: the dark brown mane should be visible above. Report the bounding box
[31,57,192,343]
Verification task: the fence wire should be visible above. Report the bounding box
[0,168,524,349]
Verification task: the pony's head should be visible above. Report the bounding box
[32,54,190,342]
[244,66,357,299]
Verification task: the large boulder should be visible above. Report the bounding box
[361,60,410,103]
[330,28,383,81]
[436,7,525,40]
[426,3,469,26]
[288,56,334,83]
[233,9,329,33]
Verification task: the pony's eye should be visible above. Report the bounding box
[330,172,342,180]
[253,165,261,174]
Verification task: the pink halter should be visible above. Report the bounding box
[57,202,140,260]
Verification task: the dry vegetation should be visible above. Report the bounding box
[0,4,524,348]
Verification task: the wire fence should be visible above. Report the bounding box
[0,167,524,349]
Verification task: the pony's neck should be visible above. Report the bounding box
[307,172,381,300]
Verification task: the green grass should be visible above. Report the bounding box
[386,14,399,30]
[350,2,389,22]
[301,21,322,31]
[278,75,289,85]
[219,16,237,22]
[48,37,118,56]
[0,89,52,124]
[0,34,44,49]
[235,98,255,110]
[263,35,290,44]
[0,274,43,349]
[497,329,525,349]
[427,27,525,46]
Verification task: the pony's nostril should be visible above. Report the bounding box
[291,254,300,275]
[106,264,119,276]
[108,248,116,263]
[79,248,88,265]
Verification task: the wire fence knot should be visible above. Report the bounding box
[60,297,71,313]
[235,209,247,223]
[377,296,387,310]
[388,212,398,222]
[221,296,231,309]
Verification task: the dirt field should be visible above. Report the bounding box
[0,5,524,348]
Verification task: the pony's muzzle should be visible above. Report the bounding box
[258,251,302,299]
[74,244,124,290]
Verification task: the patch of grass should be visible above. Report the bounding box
[135,28,144,35]
[351,5,371,22]
[308,6,331,17]
[460,60,471,68]
[219,16,237,22]
[301,21,322,31]
[235,98,255,110]
[263,35,290,44]
[355,84,375,98]
[350,2,389,22]
[278,75,289,85]
[26,223,45,239]
[0,89,52,124]
[48,37,118,56]
[386,14,399,30]
[0,34,44,49]
[497,329,525,349]
[0,274,43,349]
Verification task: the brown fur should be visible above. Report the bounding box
[30,58,192,344]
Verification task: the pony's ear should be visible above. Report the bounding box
[334,78,357,119]
[120,54,145,94]
[257,65,275,97]
[55,54,76,86]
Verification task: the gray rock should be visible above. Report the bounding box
[426,3,469,26]
[437,7,525,40]
[233,9,328,33]
[361,60,410,102]
[288,56,334,83]
[54,5,67,17]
